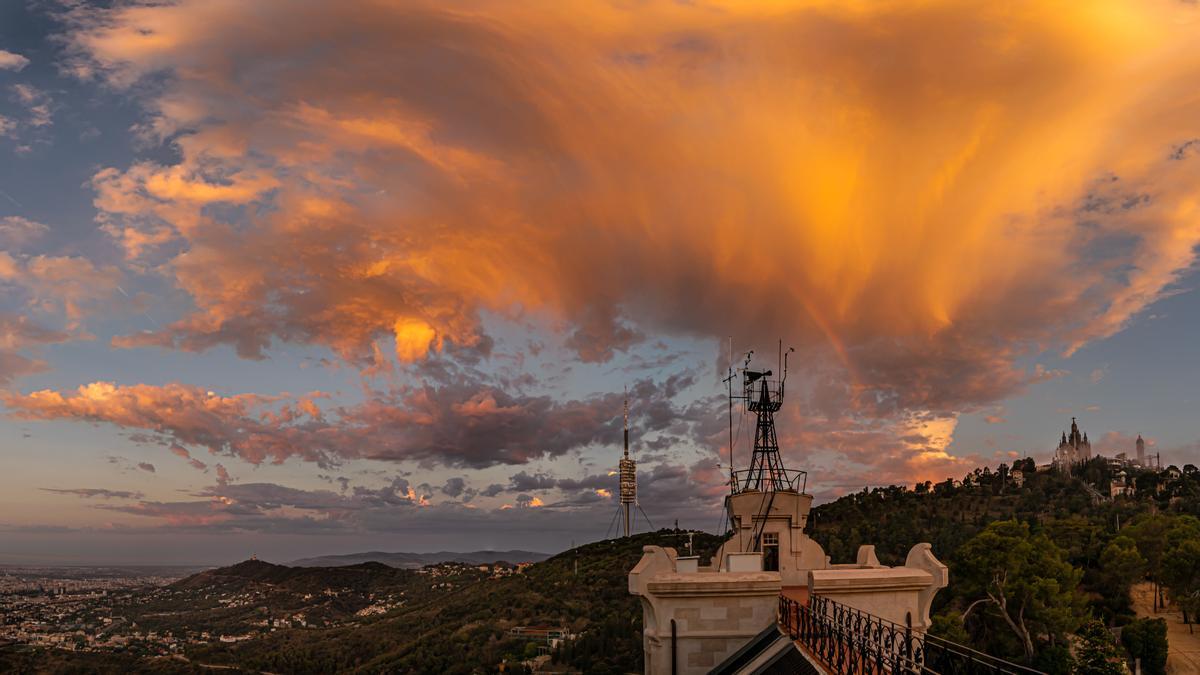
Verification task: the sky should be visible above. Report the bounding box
[1,0,1199,566]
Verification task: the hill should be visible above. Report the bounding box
[173,559,406,593]
[5,458,1196,674]
[806,457,1200,672]
[0,529,719,674]
[287,550,550,568]
[181,530,723,674]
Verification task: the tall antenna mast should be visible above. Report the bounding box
[731,344,798,493]
[619,389,637,537]
[624,391,630,459]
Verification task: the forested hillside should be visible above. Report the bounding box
[807,457,1200,674]
[185,531,721,674]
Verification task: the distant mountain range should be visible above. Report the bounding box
[286,549,551,568]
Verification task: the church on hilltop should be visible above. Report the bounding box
[1053,417,1092,471]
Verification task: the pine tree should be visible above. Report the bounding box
[1073,620,1124,675]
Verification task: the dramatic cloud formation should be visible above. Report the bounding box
[2,374,709,469]
[4,0,1199,547]
[58,0,1200,419]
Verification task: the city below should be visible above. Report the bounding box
[1,557,553,669]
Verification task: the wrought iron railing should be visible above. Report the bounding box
[730,468,807,494]
[778,593,1044,675]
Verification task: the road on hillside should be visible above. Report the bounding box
[1132,582,1200,674]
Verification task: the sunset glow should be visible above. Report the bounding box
[1,0,1199,564]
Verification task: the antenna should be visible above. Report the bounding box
[723,337,735,490]
[729,343,804,494]
[623,389,630,459]
[618,389,637,537]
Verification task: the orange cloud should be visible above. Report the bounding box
[50,0,1200,451]
[0,313,72,384]
[2,374,702,469]
[67,1,1200,388]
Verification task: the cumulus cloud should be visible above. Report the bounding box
[0,217,49,248]
[0,251,122,328]
[0,50,29,71]
[2,84,54,150]
[440,476,466,498]
[0,218,117,384]
[49,0,1200,418]
[2,373,705,469]
[0,313,70,384]
[10,84,51,128]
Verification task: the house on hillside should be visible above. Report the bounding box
[1110,470,1134,498]
[509,626,571,649]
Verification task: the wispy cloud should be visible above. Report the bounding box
[40,487,144,500]
[0,50,29,71]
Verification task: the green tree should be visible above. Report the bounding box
[929,611,970,644]
[1097,536,1146,609]
[1032,645,1075,675]
[1120,617,1168,675]
[1163,536,1200,633]
[1046,516,1102,567]
[957,520,1087,660]
[1073,620,1124,675]
[1127,514,1171,610]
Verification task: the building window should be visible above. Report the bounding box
[762,532,779,572]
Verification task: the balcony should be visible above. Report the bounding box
[778,591,1045,675]
[730,468,808,495]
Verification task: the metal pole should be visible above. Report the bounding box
[727,336,734,491]
[670,619,677,675]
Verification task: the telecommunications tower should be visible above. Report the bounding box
[619,395,637,537]
[607,391,652,539]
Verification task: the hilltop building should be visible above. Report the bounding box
[1053,417,1092,471]
[629,351,955,674]
[1109,469,1134,498]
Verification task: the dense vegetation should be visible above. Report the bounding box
[807,457,1200,673]
[185,530,721,674]
[0,649,226,674]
